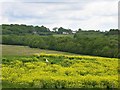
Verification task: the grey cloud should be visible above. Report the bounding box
[1,0,118,31]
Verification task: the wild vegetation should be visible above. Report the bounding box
[1,24,119,89]
[1,24,119,58]
[2,53,119,88]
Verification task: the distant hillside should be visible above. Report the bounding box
[1,24,52,35]
[1,24,119,35]
[1,24,119,58]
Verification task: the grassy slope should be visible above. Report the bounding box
[2,44,78,57]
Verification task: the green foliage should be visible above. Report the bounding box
[57,27,72,34]
[2,24,119,58]
[2,33,119,58]
[2,24,51,35]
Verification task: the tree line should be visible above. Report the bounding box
[2,34,119,58]
[2,24,119,35]
[1,24,73,35]
[1,24,119,58]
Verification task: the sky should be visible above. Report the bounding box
[0,0,119,31]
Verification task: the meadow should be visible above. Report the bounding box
[2,44,77,57]
[2,45,119,89]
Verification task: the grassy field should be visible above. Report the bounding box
[2,44,77,57]
[1,44,119,88]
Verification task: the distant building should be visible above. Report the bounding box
[72,31,77,34]
[62,32,69,34]
[32,31,37,34]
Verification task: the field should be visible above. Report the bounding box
[2,44,77,57]
[2,45,119,88]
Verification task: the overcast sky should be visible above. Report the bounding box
[0,0,119,31]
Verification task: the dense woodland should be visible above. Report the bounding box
[1,24,119,58]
